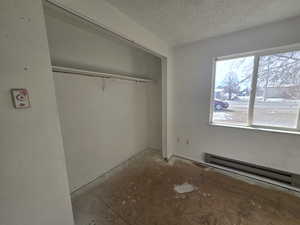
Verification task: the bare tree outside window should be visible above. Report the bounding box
[212,56,254,125]
[253,51,300,128]
[219,72,240,100]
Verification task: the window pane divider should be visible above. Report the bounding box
[296,108,300,130]
[247,55,259,126]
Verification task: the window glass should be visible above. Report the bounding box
[253,51,300,128]
[212,56,254,125]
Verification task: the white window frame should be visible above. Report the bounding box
[209,43,300,134]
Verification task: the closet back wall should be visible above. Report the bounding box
[44,4,162,192]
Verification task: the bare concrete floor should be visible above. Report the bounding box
[72,150,300,225]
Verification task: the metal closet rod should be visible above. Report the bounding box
[52,66,153,83]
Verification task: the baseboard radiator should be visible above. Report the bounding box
[204,153,300,188]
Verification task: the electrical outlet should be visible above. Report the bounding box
[186,139,190,145]
[177,137,180,143]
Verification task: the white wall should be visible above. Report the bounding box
[172,16,300,174]
[44,3,162,80]
[54,74,155,191]
[148,79,162,150]
[48,0,169,57]
[164,53,176,158]
[0,1,74,225]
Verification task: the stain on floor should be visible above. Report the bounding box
[72,150,300,225]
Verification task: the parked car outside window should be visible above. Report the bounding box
[214,99,229,110]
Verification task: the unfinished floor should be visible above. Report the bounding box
[72,150,300,225]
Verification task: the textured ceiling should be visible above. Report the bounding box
[105,0,300,46]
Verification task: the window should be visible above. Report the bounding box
[210,45,300,132]
[212,56,254,125]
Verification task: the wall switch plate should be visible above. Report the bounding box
[11,88,31,109]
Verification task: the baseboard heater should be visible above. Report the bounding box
[204,153,300,188]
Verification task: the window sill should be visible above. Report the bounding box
[209,122,300,136]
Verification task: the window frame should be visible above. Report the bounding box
[209,43,300,133]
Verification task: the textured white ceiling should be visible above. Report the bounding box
[105,0,300,46]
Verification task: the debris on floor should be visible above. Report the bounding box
[202,192,211,197]
[204,167,212,171]
[72,150,300,225]
[174,182,197,194]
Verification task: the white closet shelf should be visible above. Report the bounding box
[52,66,153,83]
